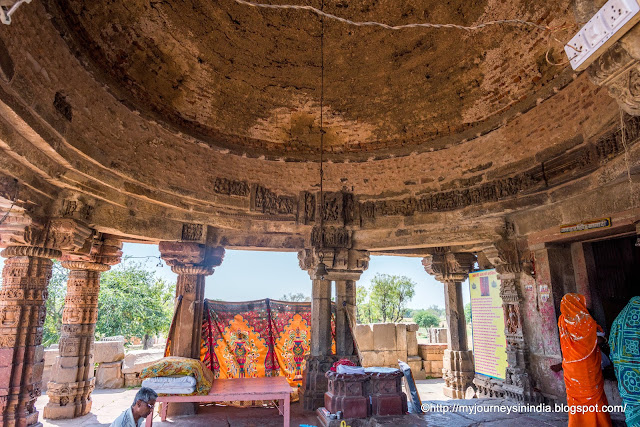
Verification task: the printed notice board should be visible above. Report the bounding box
[469,269,507,380]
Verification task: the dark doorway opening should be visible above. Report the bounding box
[589,235,640,332]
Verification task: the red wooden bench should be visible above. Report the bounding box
[145,376,291,426]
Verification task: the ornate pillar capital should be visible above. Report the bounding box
[159,241,224,274]
[422,249,475,283]
[1,217,93,259]
[587,26,640,116]
[481,239,533,277]
[298,248,369,281]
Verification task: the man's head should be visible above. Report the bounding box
[131,387,157,419]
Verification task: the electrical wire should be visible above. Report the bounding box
[232,0,547,32]
[231,0,581,66]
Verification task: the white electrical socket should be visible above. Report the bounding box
[565,0,640,71]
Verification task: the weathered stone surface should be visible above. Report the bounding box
[395,324,407,355]
[44,348,59,367]
[93,340,125,364]
[405,323,419,332]
[95,361,123,389]
[407,331,418,357]
[354,324,374,352]
[372,323,397,351]
[121,349,164,374]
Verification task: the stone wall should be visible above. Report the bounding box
[419,344,448,377]
[355,323,425,379]
[42,341,164,391]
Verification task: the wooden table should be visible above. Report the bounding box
[145,376,291,426]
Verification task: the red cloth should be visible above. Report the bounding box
[558,293,612,427]
[330,359,356,372]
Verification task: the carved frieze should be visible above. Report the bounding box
[311,226,351,249]
[213,178,249,197]
[361,115,640,220]
[303,192,316,224]
[181,223,204,242]
[251,184,296,215]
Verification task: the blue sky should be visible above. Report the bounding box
[0,243,470,309]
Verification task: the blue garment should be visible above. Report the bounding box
[609,296,640,427]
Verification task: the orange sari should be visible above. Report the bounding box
[558,293,612,427]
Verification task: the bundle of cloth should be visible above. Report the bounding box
[140,356,214,396]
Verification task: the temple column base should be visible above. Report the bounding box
[442,350,475,399]
[43,378,94,419]
[301,355,358,411]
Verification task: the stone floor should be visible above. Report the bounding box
[35,380,599,427]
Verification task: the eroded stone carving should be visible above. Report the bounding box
[213,178,249,197]
[251,184,296,215]
[181,224,204,242]
[310,226,350,249]
[588,40,640,116]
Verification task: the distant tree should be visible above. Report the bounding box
[280,292,311,302]
[356,285,372,324]
[465,302,472,324]
[96,260,175,347]
[426,304,445,318]
[369,274,416,323]
[413,310,440,329]
[43,261,68,347]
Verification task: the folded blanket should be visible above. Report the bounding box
[142,385,196,394]
[141,376,197,387]
[140,357,214,395]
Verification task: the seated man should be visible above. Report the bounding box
[110,387,158,427]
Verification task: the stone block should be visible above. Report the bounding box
[93,340,125,364]
[407,356,423,378]
[360,351,385,367]
[124,373,142,387]
[427,352,444,361]
[383,351,403,367]
[43,349,58,367]
[395,324,407,354]
[121,349,164,374]
[355,324,374,351]
[96,361,124,389]
[407,332,418,357]
[50,361,81,384]
[406,323,419,332]
[372,323,396,351]
[431,360,443,372]
[418,343,447,360]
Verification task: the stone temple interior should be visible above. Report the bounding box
[0,0,639,425]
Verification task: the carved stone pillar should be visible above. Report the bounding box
[0,218,90,427]
[588,27,640,116]
[159,242,224,360]
[422,250,475,399]
[44,237,122,420]
[298,248,368,411]
[483,239,539,403]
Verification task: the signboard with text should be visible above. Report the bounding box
[469,269,507,380]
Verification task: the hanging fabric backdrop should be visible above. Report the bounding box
[200,299,335,393]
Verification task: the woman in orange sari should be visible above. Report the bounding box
[558,293,612,427]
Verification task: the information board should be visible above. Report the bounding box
[469,269,507,380]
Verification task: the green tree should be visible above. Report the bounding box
[465,302,472,324]
[369,274,416,323]
[280,292,310,302]
[356,284,372,324]
[43,261,68,347]
[413,309,440,329]
[95,260,175,346]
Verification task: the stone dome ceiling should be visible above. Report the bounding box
[49,0,575,161]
